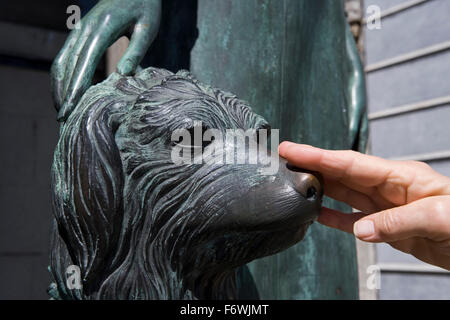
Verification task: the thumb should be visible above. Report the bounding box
[353,197,448,243]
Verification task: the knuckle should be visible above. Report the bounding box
[380,210,398,235]
[406,160,431,170]
[346,150,359,158]
[430,199,450,226]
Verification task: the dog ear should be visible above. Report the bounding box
[51,78,130,295]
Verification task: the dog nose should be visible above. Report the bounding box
[285,163,323,202]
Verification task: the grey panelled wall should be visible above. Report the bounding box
[370,104,450,158]
[364,0,450,66]
[192,0,361,299]
[367,51,450,112]
[363,0,450,299]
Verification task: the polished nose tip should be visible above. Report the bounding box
[286,163,323,202]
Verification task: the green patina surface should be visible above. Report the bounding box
[191,0,367,299]
[51,0,367,300]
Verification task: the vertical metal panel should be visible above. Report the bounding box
[192,0,359,299]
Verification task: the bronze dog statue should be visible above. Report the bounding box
[48,67,322,299]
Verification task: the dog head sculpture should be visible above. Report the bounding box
[49,68,323,300]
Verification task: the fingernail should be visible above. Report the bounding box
[119,60,134,75]
[354,220,375,238]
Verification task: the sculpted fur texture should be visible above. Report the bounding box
[49,68,323,300]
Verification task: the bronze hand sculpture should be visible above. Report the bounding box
[51,0,161,122]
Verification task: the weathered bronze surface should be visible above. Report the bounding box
[51,0,162,122]
[50,0,368,300]
[191,0,367,299]
[49,68,323,299]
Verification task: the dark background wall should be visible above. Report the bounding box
[0,0,94,299]
[0,64,58,299]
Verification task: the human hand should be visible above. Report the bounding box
[278,141,450,270]
[51,0,161,122]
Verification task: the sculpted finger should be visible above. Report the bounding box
[117,22,159,75]
[56,27,94,121]
[58,29,118,122]
[318,207,366,234]
[353,196,450,243]
[51,29,80,111]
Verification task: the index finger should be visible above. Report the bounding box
[278,141,393,188]
[51,27,80,111]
